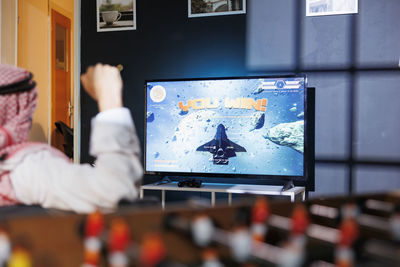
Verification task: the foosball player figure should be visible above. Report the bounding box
[201,247,224,267]
[277,204,310,267]
[229,225,252,263]
[290,204,310,237]
[389,205,400,245]
[251,197,270,242]
[335,218,359,267]
[139,232,167,267]
[108,218,131,267]
[191,214,215,247]
[340,202,360,221]
[228,208,252,263]
[0,228,10,265]
[82,211,104,267]
[8,245,32,267]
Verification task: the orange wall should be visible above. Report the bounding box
[18,0,74,143]
[1,0,17,65]
[18,0,50,142]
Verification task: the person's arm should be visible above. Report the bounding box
[11,114,142,213]
[10,64,143,213]
[80,63,123,112]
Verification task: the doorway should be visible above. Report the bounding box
[51,9,73,158]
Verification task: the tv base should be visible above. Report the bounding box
[154,176,172,185]
[281,180,295,192]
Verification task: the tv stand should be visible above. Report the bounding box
[140,182,306,210]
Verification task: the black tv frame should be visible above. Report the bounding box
[143,76,315,191]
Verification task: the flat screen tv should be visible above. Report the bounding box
[144,75,312,187]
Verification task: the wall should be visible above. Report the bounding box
[80,0,400,197]
[17,0,74,143]
[18,0,50,142]
[1,0,17,65]
[80,0,247,165]
[247,0,400,197]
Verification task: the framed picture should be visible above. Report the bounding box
[97,0,136,32]
[188,0,246,18]
[306,0,358,17]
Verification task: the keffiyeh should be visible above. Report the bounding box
[0,64,66,205]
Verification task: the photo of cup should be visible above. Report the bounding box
[101,11,122,25]
[97,0,136,32]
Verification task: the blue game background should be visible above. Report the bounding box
[145,77,305,177]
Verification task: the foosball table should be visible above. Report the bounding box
[1,191,400,266]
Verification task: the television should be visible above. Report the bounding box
[144,75,313,188]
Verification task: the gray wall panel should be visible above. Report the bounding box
[309,163,348,198]
[308,73,350,158]
[302,15,351,68]
[357,0,400,67]
[355,166,400,194]
[355,73,400,160]
[246,0,295,70]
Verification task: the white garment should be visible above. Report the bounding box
[10,107,143,213]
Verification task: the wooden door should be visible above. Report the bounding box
[51,10,72,155]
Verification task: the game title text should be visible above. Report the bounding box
[179,98,268,112]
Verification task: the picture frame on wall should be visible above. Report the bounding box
[97,0,136,32]
[188,0,246,18]
[306,0,358,17]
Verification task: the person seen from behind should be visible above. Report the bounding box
[0,63,143,213]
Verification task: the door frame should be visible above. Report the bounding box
[51,8,72,156]
[51,8,71,125]
[73,0,80,163]
[52,0,81,163]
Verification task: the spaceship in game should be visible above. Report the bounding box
[196,124,247,165]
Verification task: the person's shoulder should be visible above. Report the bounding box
[10,143,70,163]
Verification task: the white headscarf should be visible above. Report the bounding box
[0,64,67,205]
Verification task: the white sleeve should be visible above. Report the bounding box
[93,107,133,128]
[10,110,143,213]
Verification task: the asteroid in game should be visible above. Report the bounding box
[297,112,304,118]
[147,112,155,122]
[249,112,265,131]
[263,121,304,153]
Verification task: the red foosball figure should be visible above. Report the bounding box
[139,232,167,267]
[291,204,310,236]
[85,211,105,238]
[82,211,104,267]
[277,204,310,267]
[335,218,359,267]
[108,218,131,267]
[251,197,270,242]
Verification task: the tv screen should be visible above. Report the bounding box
[145,75,308,181]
